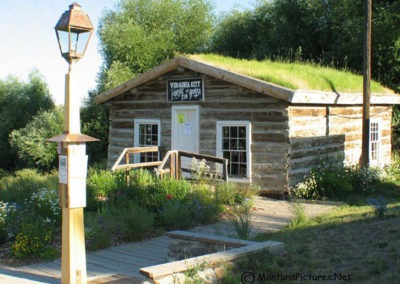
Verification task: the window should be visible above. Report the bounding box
[370,121,380,163]
[217,121,251,180]
[134,119,161,163]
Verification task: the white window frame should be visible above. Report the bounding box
[216,121,251,182]
[134,119,161,163]
[369,120,381,165]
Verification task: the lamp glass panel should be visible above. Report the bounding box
[76,32,90,54]
[69,32,79,53]
[57,30,70,54]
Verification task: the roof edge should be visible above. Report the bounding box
[96,56,295,104]
[95,58,180,104]
[291,90,400,105]
[95,56,400,105]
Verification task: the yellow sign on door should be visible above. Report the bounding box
[177,113,185,124]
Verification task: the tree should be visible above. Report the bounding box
[98,0,214,89]
[211,0,400,91]
[10,107,63,172]
[0,71,54,169]
[81,90,109,165]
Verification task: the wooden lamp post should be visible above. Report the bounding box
[48,3,97,283]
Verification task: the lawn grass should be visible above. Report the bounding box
[222,200,400,283]
[188,54,392,93]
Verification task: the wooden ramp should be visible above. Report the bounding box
[11,236,171,283]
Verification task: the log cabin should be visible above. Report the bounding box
[96,55,400,194]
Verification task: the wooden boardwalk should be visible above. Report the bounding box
[0,197,337,283]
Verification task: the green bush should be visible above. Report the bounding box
[0,169,58,204]
[133,174,191,211]
[117,201,155,241]
[9,107,63,172]
[87,200,155,243]
[85,213,113,251]
[158,200,192,230]
[382,155,400,183]
[291,159,387,200]
[215,182,238,205]
[26,188,61,225]
[11,219,56,259]
[347,166,381,193]
[189,185,221,225]
[292,161,353,200]
[86,168,120,211]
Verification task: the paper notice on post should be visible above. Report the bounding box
[59,156,67,184]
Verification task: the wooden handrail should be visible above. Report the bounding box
[112,147,228,183]
[111,146,160,171]
[156,150,228,182]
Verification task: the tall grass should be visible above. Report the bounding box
[189,54,390,93]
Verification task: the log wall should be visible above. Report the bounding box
[106,69,290,192]
[288,106,393,186]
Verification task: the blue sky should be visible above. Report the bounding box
[0,0,251,105]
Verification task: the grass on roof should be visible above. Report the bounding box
[188,54,392,93]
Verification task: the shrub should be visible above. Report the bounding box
[85,213,113,251]
[215,182,258,206]
[130,168,157,188]
[292,160,354,200]
[190,158,211,184]
[26,188,61,226]
[12,219,55,259]
[189,185,222,224]
[158,199,192,230]
[86,168,119,211]
[87,169,117,198]
[87,201,155,243]
[0,169,58,204]
[215,182,238,205]
[5,188,59,243]
[381,155,400,183]
[347,166,381,193]
[116,201,155,241]
[134,175,191,211]
[9,107,63,172]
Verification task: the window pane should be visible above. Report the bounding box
[231,127,238,138]
[238,138,246,150]
[229,139,237,150]
[223,138,230,150]
[220,124,248,178]
[223,151,230,160]
[231,152,239,163]
[137,123,159,162]
[239,152,247,163]
[239,127,246,138]
[230,163,238,176]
